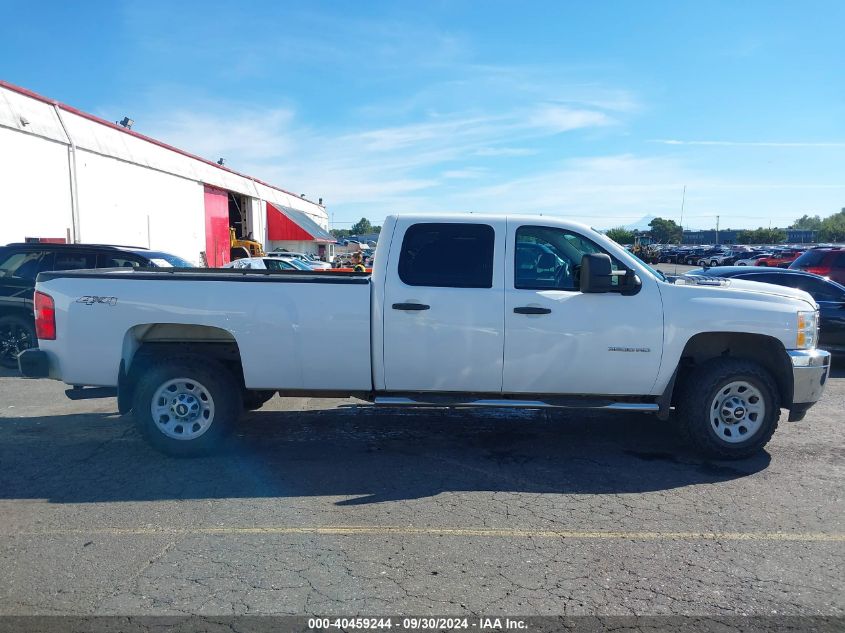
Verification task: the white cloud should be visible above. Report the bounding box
[527,105,613,133]
[652,139,845,147]
[442,168,487,180]
[473,147,537,157]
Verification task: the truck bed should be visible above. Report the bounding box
[35,268,374,390]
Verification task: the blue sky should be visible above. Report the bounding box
[2,0,843,229]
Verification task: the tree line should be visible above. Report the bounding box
[605,208,845,245]
[330,217,382,239]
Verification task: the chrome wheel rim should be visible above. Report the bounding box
[710,380,765,443]
[150,378,215,440]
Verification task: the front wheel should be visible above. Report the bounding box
[132,357,241,456]
[675,359,780,459]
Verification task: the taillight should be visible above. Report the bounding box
[805,266,830,276]
[34,291,56,340]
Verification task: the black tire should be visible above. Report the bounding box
[758,262,768,267]
[243,390,275,411]
[132,356,241,456]
[0,315,36,369]
[675,358,780,459]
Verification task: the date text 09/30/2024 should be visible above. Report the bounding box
[307,617,528,630]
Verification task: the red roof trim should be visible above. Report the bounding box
[0,79,323,208]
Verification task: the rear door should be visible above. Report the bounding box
[382,219,505,392]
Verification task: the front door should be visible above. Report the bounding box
[502,221,664,396]
[382,219,505,392]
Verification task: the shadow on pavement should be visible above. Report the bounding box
[0,406,770,504]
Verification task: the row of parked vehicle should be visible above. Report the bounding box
[659,245,845,280]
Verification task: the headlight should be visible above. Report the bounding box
[796,310,818,349]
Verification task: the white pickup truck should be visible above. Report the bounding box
[20,214,830,459]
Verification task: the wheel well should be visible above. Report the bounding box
[674,332,793,408]
[118,324,244,414]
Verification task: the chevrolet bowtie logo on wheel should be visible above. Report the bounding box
[76,296,118,306]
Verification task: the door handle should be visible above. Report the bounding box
[392,302,430,311]
[513,306,551,315]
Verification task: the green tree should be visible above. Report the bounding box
[605,227,636,244]
[736,227,787,244]
[791,214,824,230]
[648,217,683,244]
[330,228,352,239]
[350,217,374,234]
[818,210,845,242]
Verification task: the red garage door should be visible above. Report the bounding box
[204,185,230,267]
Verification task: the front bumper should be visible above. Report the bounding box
[787,349,831,420]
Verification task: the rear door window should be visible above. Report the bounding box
[398,223,495,288]
[832,253,845,269]
[264,259,294,271]
[54,252,97,271]
[97,254,143,268]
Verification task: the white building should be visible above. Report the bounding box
[0,80,334,266]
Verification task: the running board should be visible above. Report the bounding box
[373,396,659,412]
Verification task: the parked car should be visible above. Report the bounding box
[789,246,845,285]
[735,253,772,266]
[20,214,830,460]
[687,266,845,353]
[267,250,332,269]
[755,249,804,268]
[697,251,733,267]
[0,243,192,368]
[223,257,311,271]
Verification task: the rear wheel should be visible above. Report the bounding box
[675,358,780,459]
[0,315,36,369]
[132,357,241,456]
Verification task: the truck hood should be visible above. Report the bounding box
[675,275,817,307]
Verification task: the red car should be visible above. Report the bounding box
[789,247,845,284]
[754,249,804,268]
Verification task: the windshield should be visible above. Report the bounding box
[793,250,829,267]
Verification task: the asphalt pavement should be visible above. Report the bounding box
[0,359,843,616]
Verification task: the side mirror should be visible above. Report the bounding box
[580,253,614,293]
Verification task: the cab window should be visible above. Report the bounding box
[515,226,622,290]
[398,223,495,288]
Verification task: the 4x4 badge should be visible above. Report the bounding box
[76,296,118,306]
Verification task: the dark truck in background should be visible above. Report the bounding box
[0,242,192,368]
